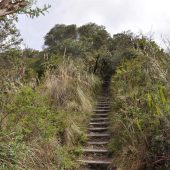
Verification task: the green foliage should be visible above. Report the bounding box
[109,47,170,170]
[45,24,77,47]
[55,146,78,170]
[1,20,169,169]
[78,23,111,50]
[23,3,51,18]
[44,23,111,58]
[0,83,95,169]
[0,1,50,52]
[0,54,99,169]
[5,87,54,138]
[0,18,22,52]
[110,31,135,51]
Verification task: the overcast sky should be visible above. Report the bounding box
[17,0,170,50]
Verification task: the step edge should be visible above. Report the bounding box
[78,159,112,164]
[83,149,109,153]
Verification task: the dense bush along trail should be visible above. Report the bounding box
[79,78,115,170]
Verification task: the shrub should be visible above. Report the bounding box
[109,50,170,170]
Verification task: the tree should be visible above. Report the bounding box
[0,17,22,52]
[44,24,91,57]
[0,1,50,52]
[78,23,111,50]
[44,24,77,48]
[44,23,111,56]
[110,31,135,51]
[22,48,39,58]
[0,0,50,18]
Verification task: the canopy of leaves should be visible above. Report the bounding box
[0,0,50,53]
[44,24,77,47]
[44,23,111,56]
[78,23,111,50]
[0,17,22,52]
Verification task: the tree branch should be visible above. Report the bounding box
[0,0,27,17]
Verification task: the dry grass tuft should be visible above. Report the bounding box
[45,58,99,112]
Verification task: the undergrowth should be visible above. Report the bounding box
[0,58,100,170]
[109,48,170,170]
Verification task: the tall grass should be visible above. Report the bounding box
[0,58,100,170]
[45,58,99,112]
[109,47,170,170]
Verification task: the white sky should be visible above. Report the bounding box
[17,0,170,50]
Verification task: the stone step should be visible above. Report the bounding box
[91,118,109,122]
[99,101,110,103]
[97,100,110,104]
[87,141,109,145]
[98,96,110,98]
[96,106,111,109]
[96,102,110,106]
[88,127,108,132]
[89,122,109,126]
[79,83,113,170]
[83,148,109,153]
[93,110,110,113]
[98,98,110,101]
[78,159,112,165]
[96,105,110,108]
[92,114,108,118]
[97,99,110,102]
[93,113,109,116]
[95,108,110,111]
[97,101,110,103]
[87,133,110,137]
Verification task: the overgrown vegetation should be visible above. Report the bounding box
[0,54,99,169]
[0,22,101,169]
[0,6,170,168]
[109,35,170,170]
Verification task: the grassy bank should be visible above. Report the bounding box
[0,58,100,170]
[109,49,170,170]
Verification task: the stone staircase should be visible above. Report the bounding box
[79,80,116,170]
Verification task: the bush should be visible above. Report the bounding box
[0,57,100,169]
[109,50,170,170]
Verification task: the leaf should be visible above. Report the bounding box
[147,93,153,110]
[159,86,166,104]
[135,118,142,131]
[155,104,163,116]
